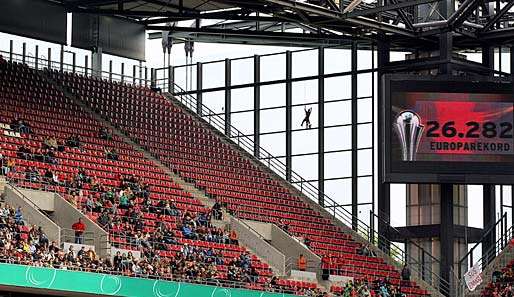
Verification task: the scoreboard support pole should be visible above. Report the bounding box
[439,184,455,291]
[377,37,391,252]
[483,185,496,263]
[482,45,497,264]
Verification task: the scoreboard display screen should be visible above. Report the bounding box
[383,76,514,184]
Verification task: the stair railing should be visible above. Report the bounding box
[0,50,449,295]
[457,212,511,279]
[164,82,451,296]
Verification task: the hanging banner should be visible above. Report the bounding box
[464,264,483,291]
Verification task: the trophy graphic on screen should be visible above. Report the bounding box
[394,111,424,161]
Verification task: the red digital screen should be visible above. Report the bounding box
[391,92,514,163]
[385,77,514,184]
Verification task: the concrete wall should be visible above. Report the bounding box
[243,220,272,240]
[270,224,320,274]
[231,217,286,275]
[51,193,110,258]
[19,188,55,211]
[4,185,61,244]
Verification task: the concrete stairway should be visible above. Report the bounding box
[465,243,514,297]
[43,73,289,277]
[164,93,445,297]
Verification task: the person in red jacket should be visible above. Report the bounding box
[72,218,86,244]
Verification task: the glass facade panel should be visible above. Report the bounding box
[202,61,225,89]
[261,108,285,133]
[292,49,318,78]
[325,151,351,179]
[261,83,285,109]
[231,87,254,112]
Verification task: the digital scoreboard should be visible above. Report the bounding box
[383,76,514,184]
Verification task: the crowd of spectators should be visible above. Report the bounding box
[0,202,106,272]
[0,152,15,176]
[332,277,409,297]
[10,118,31,134]
[483,256,514,297]
[0,201,315,295]
[0,119,324,295]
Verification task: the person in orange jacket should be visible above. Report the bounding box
[229,229,239,245]
[297,254,307,271]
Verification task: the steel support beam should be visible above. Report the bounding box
[22,43,26,65]
[286,51,293,182]
[351,41,359,231]
[84,55,88,76]
[377,38,390,252]
[35,45,39,70]
[60,45,64,72]
[9,40,13,62]
[483,185,496,264]
[109,60,113,82]
[224,59,231,136]
[254,55,261,158]
[318,47,325,207]
[481,1,514,32]
[196,62,203,115]
[447,0,480,29]
[48,48,52,70]
[482,45,494,77]
[439,32,453,74]
[440,183,454,292]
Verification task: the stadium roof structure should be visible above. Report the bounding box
[59,0,514,49]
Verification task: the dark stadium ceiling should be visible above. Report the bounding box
[57,0,514,50]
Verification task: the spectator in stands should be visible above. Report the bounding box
[163,201,179,217]
[304,236,311,248]
[66,134,81,148]
[212,200,222,220]
[229,229,239,245]
[10,118,31,134]
[44,168,55,184]
[297,254,307,271]
[105,148,119,160]
[25,167,40,182]
[72,218,86,244]
[358,243,375,257]
[0,152,6,176]
[0,55,6,67]
[99,127,113,140]
[2,157,15,176]
[321,255,330,281]
[57,139,66,152]
[43,137,58,150]
[86,247,96,261]
[401,264,411,281]
[17,145,33,160]
[14,207,23,225]
[196,212,209,227]
[97,210,112,229]
[277,218,289,232]
[7,158,15,173]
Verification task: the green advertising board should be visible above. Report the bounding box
[0,263,297,297]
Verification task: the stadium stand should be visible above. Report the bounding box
[45,65,431,296]
[0,61,321,295]
[480,240,514,297]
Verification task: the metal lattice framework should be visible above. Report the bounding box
[58,0,514,49]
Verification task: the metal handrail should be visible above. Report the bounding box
[1,48,448,294]
[0,50,152,87]
[455,226,514,297]
[458,212,512,277]
[165,82,451,295]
